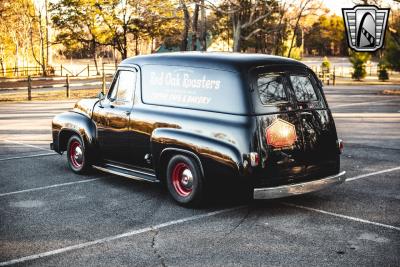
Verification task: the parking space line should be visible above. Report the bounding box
[0,206,244,266]
[0,178,102,197]
[0,152,57,162]
[331,98,398,108]
[346,166,400,182]
[283,202,400,232]
[2,139,52,152]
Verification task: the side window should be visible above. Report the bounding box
[290,75,318,102]
[108,70,136,103]
[256,73,287,105]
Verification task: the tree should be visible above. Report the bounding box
[378,59,389,81]
[286,0,321,58]
[210,0,283,52]
[304,14,347,56]
[0,0,41,76]
[349,51,371,81]
[384,9,400,71]
[51,0,104,74]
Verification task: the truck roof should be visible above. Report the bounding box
[120,52,306,73]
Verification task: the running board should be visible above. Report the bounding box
[92,164,159,183]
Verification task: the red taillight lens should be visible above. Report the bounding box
[338,139,344,153]
[266,119,297,148]
[249,152,259,167]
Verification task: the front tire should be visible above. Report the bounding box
[66,135,90,174]
[166,155,205,207]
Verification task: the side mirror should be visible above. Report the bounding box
[98,91,105,100]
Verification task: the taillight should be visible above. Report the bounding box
[266,119,297,148]
[249,152,259,167]
[338,139,344,154]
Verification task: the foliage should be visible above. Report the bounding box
[321,56,330,73]
[378,60,389,81]
[384,11,400,71]
[304,15,347,56]
[349,51,371,81]
[0,0,39,75]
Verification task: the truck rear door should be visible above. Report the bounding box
[288,71,339,178]
[251,70,306,185]
[251,66,339,186]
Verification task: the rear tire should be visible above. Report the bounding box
[66,135,90,174]
[166,155,205,207]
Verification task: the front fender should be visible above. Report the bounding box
[52,111,97,153]
[150,128,243,179]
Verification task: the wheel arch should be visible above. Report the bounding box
[157,148,205,182]
[53,111,97,153]
[150,128,243,182]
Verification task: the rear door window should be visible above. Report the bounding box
[256,73,288,105]
[289,75,318,102]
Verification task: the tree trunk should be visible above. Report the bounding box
[180,0,190,51]
[135,34,139,55]
[0,60,4,77]
[232,15,241,52]
[287,16,301,58]
[199,0,206,51]
[191,3,199,51]
[92,39,99,75]
[122,27,128,59]
[45,0,50,67]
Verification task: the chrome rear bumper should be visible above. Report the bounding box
[253,171,346,199]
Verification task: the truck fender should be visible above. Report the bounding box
[150,128,243,179]
[52,111,97,154]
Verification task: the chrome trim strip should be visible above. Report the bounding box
[253,171,346,199]
[104,163,156,177]
[92,165,159,183]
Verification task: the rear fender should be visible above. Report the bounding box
[150,128,243,180]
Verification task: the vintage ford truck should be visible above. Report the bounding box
[51,52,345,206]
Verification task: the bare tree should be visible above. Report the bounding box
[287,0,321,58]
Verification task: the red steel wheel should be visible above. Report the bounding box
[67,135,90,174]
[171,162,193,197]
[166,155,205,207]
[69,140,84,169]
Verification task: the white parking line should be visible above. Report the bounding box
[0,166,399,265]
[0,178,102,197]
[346,166,400,182]
[0,206,244,266]
[0,152,57,162]
[2,139,51,152]
[284,202,400,232]
[331,98,398,108]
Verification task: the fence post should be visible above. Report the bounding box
[102,71,106,94]
[27,75,32,101]
[333,66,336,86]
[60,64,63,77]
[66,74,70,98]
[87,64,90,77]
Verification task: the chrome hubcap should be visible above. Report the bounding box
[181,169,193,188]
[74,146,83,163]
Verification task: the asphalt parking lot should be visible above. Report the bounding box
[0,84,399,266]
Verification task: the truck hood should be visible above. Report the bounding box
[72,98,99,118]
